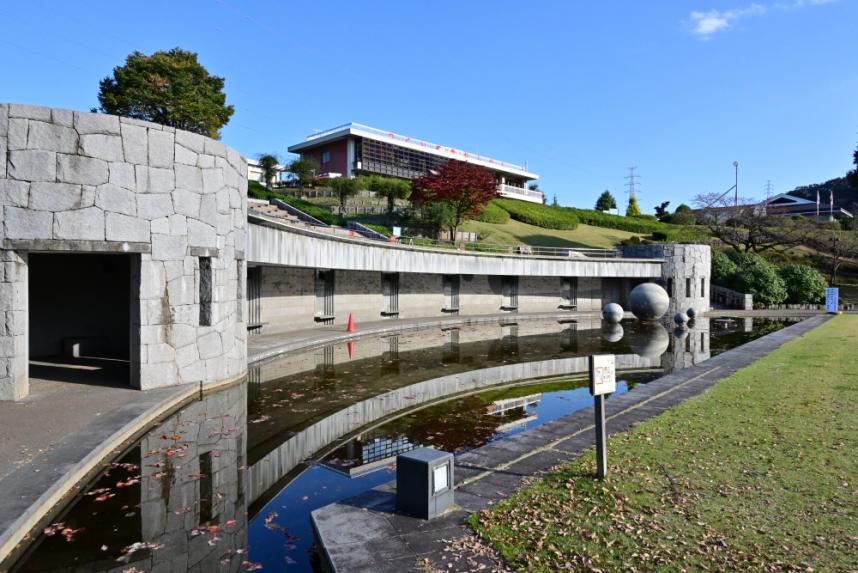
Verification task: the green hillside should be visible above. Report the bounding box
[461,219,644,249]
[788,176,857,209]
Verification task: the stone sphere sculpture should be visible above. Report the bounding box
[687,307,697,318]
[628,322,670,358]
[674,312,689,326]
[673,327,689,342]
[602,303,624,324]
[602,323,624,343]
[628,283,670,321]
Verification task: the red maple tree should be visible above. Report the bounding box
[411,160,499,244]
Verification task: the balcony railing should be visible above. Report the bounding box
[498,183,544,201]
[308,123,529,173]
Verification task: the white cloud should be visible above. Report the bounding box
[687,0,835,39]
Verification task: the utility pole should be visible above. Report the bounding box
[624,167,640,212]
[733,162,739,206]
[764,180,774,202]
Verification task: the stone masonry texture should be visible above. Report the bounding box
[0,104,248,399]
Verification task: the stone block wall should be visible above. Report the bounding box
[620,244,711,316]
[0,103,248,399]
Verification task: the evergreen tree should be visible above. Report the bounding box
[551,194,559,207]
[595,190,617,211]
[96,48,234,139]
[626,195,642,217]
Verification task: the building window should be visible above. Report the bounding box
[686,278,691,299]
[701,278,706,298]
[199,257,212,327]
[666,278,673,297]
[322,151,330,164]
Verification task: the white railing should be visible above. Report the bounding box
[307,123,529,173]
[498,184,544,201]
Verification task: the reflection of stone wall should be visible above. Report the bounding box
[255,318,603,381]
[132,384,248,572]
[661,319,711,374]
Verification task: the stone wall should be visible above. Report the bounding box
[620,244,711,316]
[253,266,614,334]
[0,103,248,399]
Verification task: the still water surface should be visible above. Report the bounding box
[11,316,799,573]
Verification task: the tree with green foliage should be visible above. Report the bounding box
[654,201,671,219]
[95,48,234,139]
[848,139,858,189]
[551,195,559,207]
[675,204,692,213]
[363,175,411,224]
[778,265,827,304]
[626,195,641,217]
[424,202,457,238]
[287,155,318,195]
[595,191,617,212]
[732,252,788,307]
[254,153,283,188]
[711,250,738,287]
[330,176,366,214]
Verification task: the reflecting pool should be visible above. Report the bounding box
[9,316,802,573]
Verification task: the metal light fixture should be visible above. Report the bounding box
[733,162,739,206]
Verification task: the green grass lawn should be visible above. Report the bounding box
[462,219,645,249]
[468,316,858,572]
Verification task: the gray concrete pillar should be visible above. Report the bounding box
[0,250,28,401]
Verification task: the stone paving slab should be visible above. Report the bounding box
[310,315,830,573]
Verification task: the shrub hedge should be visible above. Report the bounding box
[492,199,579,230]
[475,202,511,224]
[565,207,671,234]
[711,249,827,306]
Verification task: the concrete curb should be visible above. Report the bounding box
[248,311,604,365]
[309,314,831,573]
[0,373,243,565]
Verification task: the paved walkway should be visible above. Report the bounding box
[310,314,830,573]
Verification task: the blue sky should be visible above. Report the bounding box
[2,0,856,214]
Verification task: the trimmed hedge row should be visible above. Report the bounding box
[492,199,579,230]
[247,181,345,226]
[475,201,511,224]
[565,207,671,234]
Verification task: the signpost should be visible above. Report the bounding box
[826,288,839,314]
[589,355,616,478]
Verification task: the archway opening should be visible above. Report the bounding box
[28,253,132,391]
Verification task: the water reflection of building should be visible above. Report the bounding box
[322,431,416,477]
[486,393,542,415]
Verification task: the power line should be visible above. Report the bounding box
[0,37,99,76]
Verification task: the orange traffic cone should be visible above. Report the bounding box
[346,314,356,332]
[348,341,355,359]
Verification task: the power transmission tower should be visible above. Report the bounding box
[764,180,774,201]
[624,167,641,212]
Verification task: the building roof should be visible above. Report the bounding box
[287,123,538,181]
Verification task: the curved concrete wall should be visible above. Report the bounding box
[0,103,248,399]
[248,215,665,278]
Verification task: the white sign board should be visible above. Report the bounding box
[589,355,616,396]
[826,288,839,313]
[392,226,402,237]
[432,463,449,494]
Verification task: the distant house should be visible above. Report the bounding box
[764,193,852,221]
